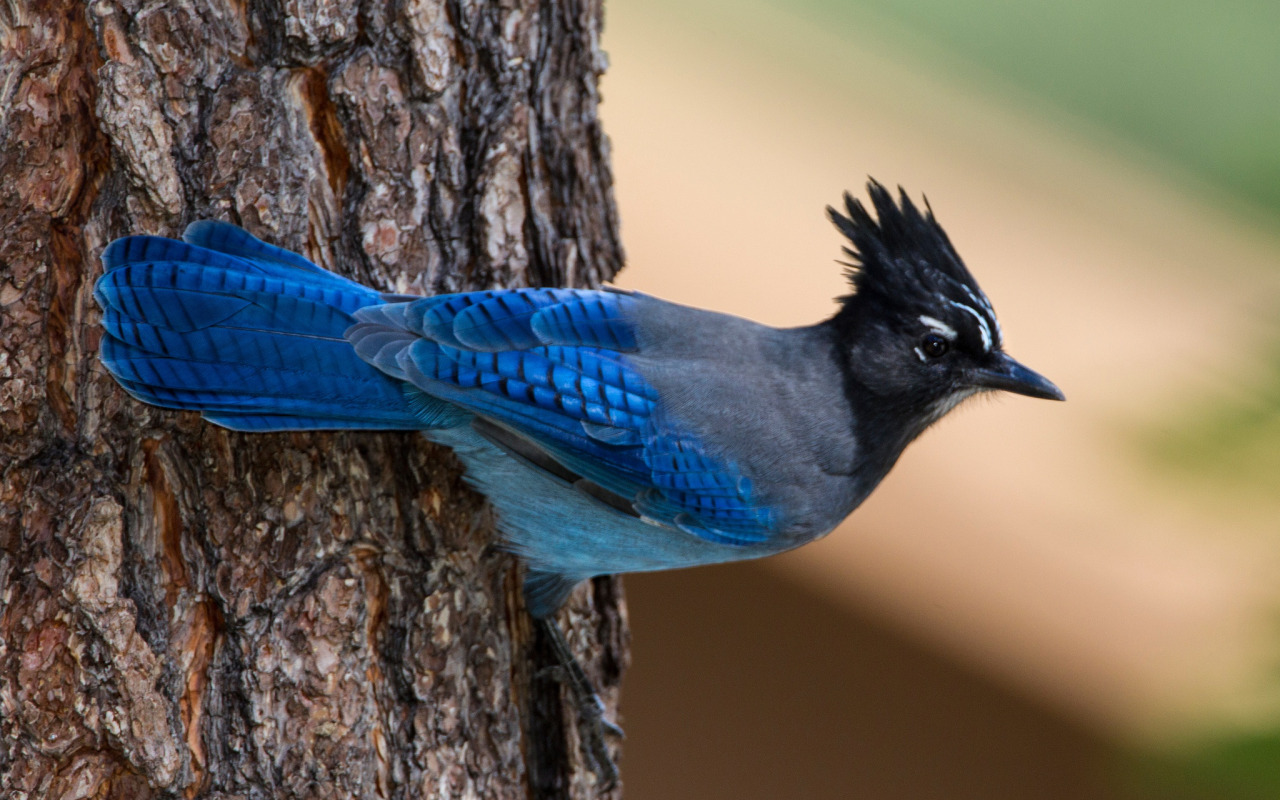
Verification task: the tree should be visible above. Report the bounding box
[0,0,628,796]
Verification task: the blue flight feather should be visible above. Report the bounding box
[91,186,1067,644]
[97,228,425,431]
[96,220,786,600]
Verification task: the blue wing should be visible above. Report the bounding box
[349,290,774,545]
[96,221,773,543]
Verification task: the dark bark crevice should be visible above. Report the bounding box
[0,0,627,796]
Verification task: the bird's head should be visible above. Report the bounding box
[828,180,1063,433]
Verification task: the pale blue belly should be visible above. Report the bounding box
[425,426,779,580]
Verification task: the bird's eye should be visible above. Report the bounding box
[921,333,949,358]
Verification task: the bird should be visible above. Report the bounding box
[94,180,1063,784]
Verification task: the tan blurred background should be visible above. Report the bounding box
[596,0,1280,797]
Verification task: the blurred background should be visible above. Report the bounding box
[596,0,1280,797]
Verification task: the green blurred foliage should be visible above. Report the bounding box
[770,2,1280,794]
[1123,728,1280,800]
[1140,345,1280,510]
[789,0,1280,223]
[781,0,1280,499]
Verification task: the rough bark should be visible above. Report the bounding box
[0,0,628,797]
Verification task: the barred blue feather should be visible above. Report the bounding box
[95,184,1065,617]
[93,187,1066,787]
[97,221,772,566]
[96,234,429,432]
[352,297,771,542]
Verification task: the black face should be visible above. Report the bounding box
[829,181,1063,422]
[913,303,1060,404]
[841,292,1063,437]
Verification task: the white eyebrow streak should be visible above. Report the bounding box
[947,300,993,352]
[962,284,995,316]
[918,315,958,340]
[961,284,1002,346]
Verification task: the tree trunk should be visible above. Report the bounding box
[0,0,628,797]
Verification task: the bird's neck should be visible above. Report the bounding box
[852,388,924,480]
[828,335,939,496]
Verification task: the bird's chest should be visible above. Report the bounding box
[635,354,864,543]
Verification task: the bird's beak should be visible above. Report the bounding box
[971,353,1065,401]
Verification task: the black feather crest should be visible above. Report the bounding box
[827,179,984,311]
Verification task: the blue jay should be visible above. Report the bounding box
[95,180,1062,783]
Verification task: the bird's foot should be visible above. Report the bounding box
[537,616,623,790]
[572,689,622,790]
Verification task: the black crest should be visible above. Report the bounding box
[828,180,991,318]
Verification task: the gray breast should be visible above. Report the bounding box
[627,297,864,544]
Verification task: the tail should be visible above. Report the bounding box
[95,220,429,432]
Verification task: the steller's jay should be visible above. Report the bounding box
[95,180,1063,784]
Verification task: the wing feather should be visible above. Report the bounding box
[348,287,774,544]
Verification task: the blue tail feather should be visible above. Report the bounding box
[97,221,782,571]
[202,413,422,432]
[182,220,365,287]
[101,337,417,422]
[97,260,377,327]
[96,223,443,432]
[101,235,249,274]
[101,311,380,380]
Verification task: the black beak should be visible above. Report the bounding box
[971,353,1065,401]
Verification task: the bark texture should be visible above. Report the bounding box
[0,0,628,797]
